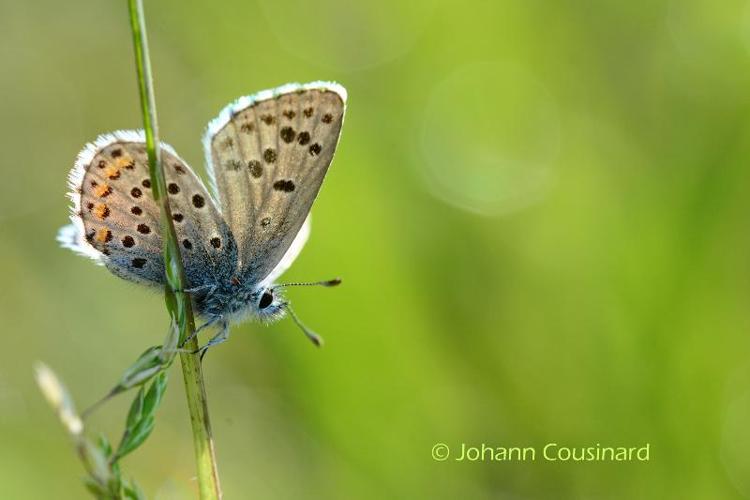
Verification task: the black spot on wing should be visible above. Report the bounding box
[273,180,295,192]
[248,160,263,178]
[280,127,296,143]
[264,148,277,163]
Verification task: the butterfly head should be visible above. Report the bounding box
[202,281,287,325]
[250,278,342,346]
[252,286,287,321]
[248,277,341,320]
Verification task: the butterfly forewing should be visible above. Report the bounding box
[60,131,236,289]
[205,82,346,284]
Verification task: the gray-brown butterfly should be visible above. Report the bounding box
[58,82,347,353]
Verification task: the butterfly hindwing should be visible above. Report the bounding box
[160,146,238,289]
[204,82,346,284]
[59,131,236,289]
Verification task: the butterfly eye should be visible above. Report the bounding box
[259,291,273,309]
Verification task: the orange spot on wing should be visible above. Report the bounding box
[93,183,112,197]
[93,204,110,220]
[95,229,111,243]
[104,165,121,180]
[115,156,135,170]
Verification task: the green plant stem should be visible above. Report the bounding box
[126,1,222,498]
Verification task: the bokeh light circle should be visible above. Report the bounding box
[418,61,560,216]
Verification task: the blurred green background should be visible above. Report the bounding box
[2,0,750,498]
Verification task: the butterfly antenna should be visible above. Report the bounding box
[285,304,324,347]
[275,277,342,288]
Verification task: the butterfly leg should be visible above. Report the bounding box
[179,315,221,348]
[197,320,230,361]
[176,283,217,294]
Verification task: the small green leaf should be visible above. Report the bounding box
[108,475,123,500]
[142,372,167,419]
[117,346,163,391]
[158,320,180,365]
[95,433,125,480]
[85,342,170,421]
[78,438,113,489]
[83,476,107,497]
[116,416,155,459]
[126,387,145,430]
[122,478,146,500]
[111,460,122,482]
[97,434,113,458]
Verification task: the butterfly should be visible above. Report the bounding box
[57,81,347,354]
